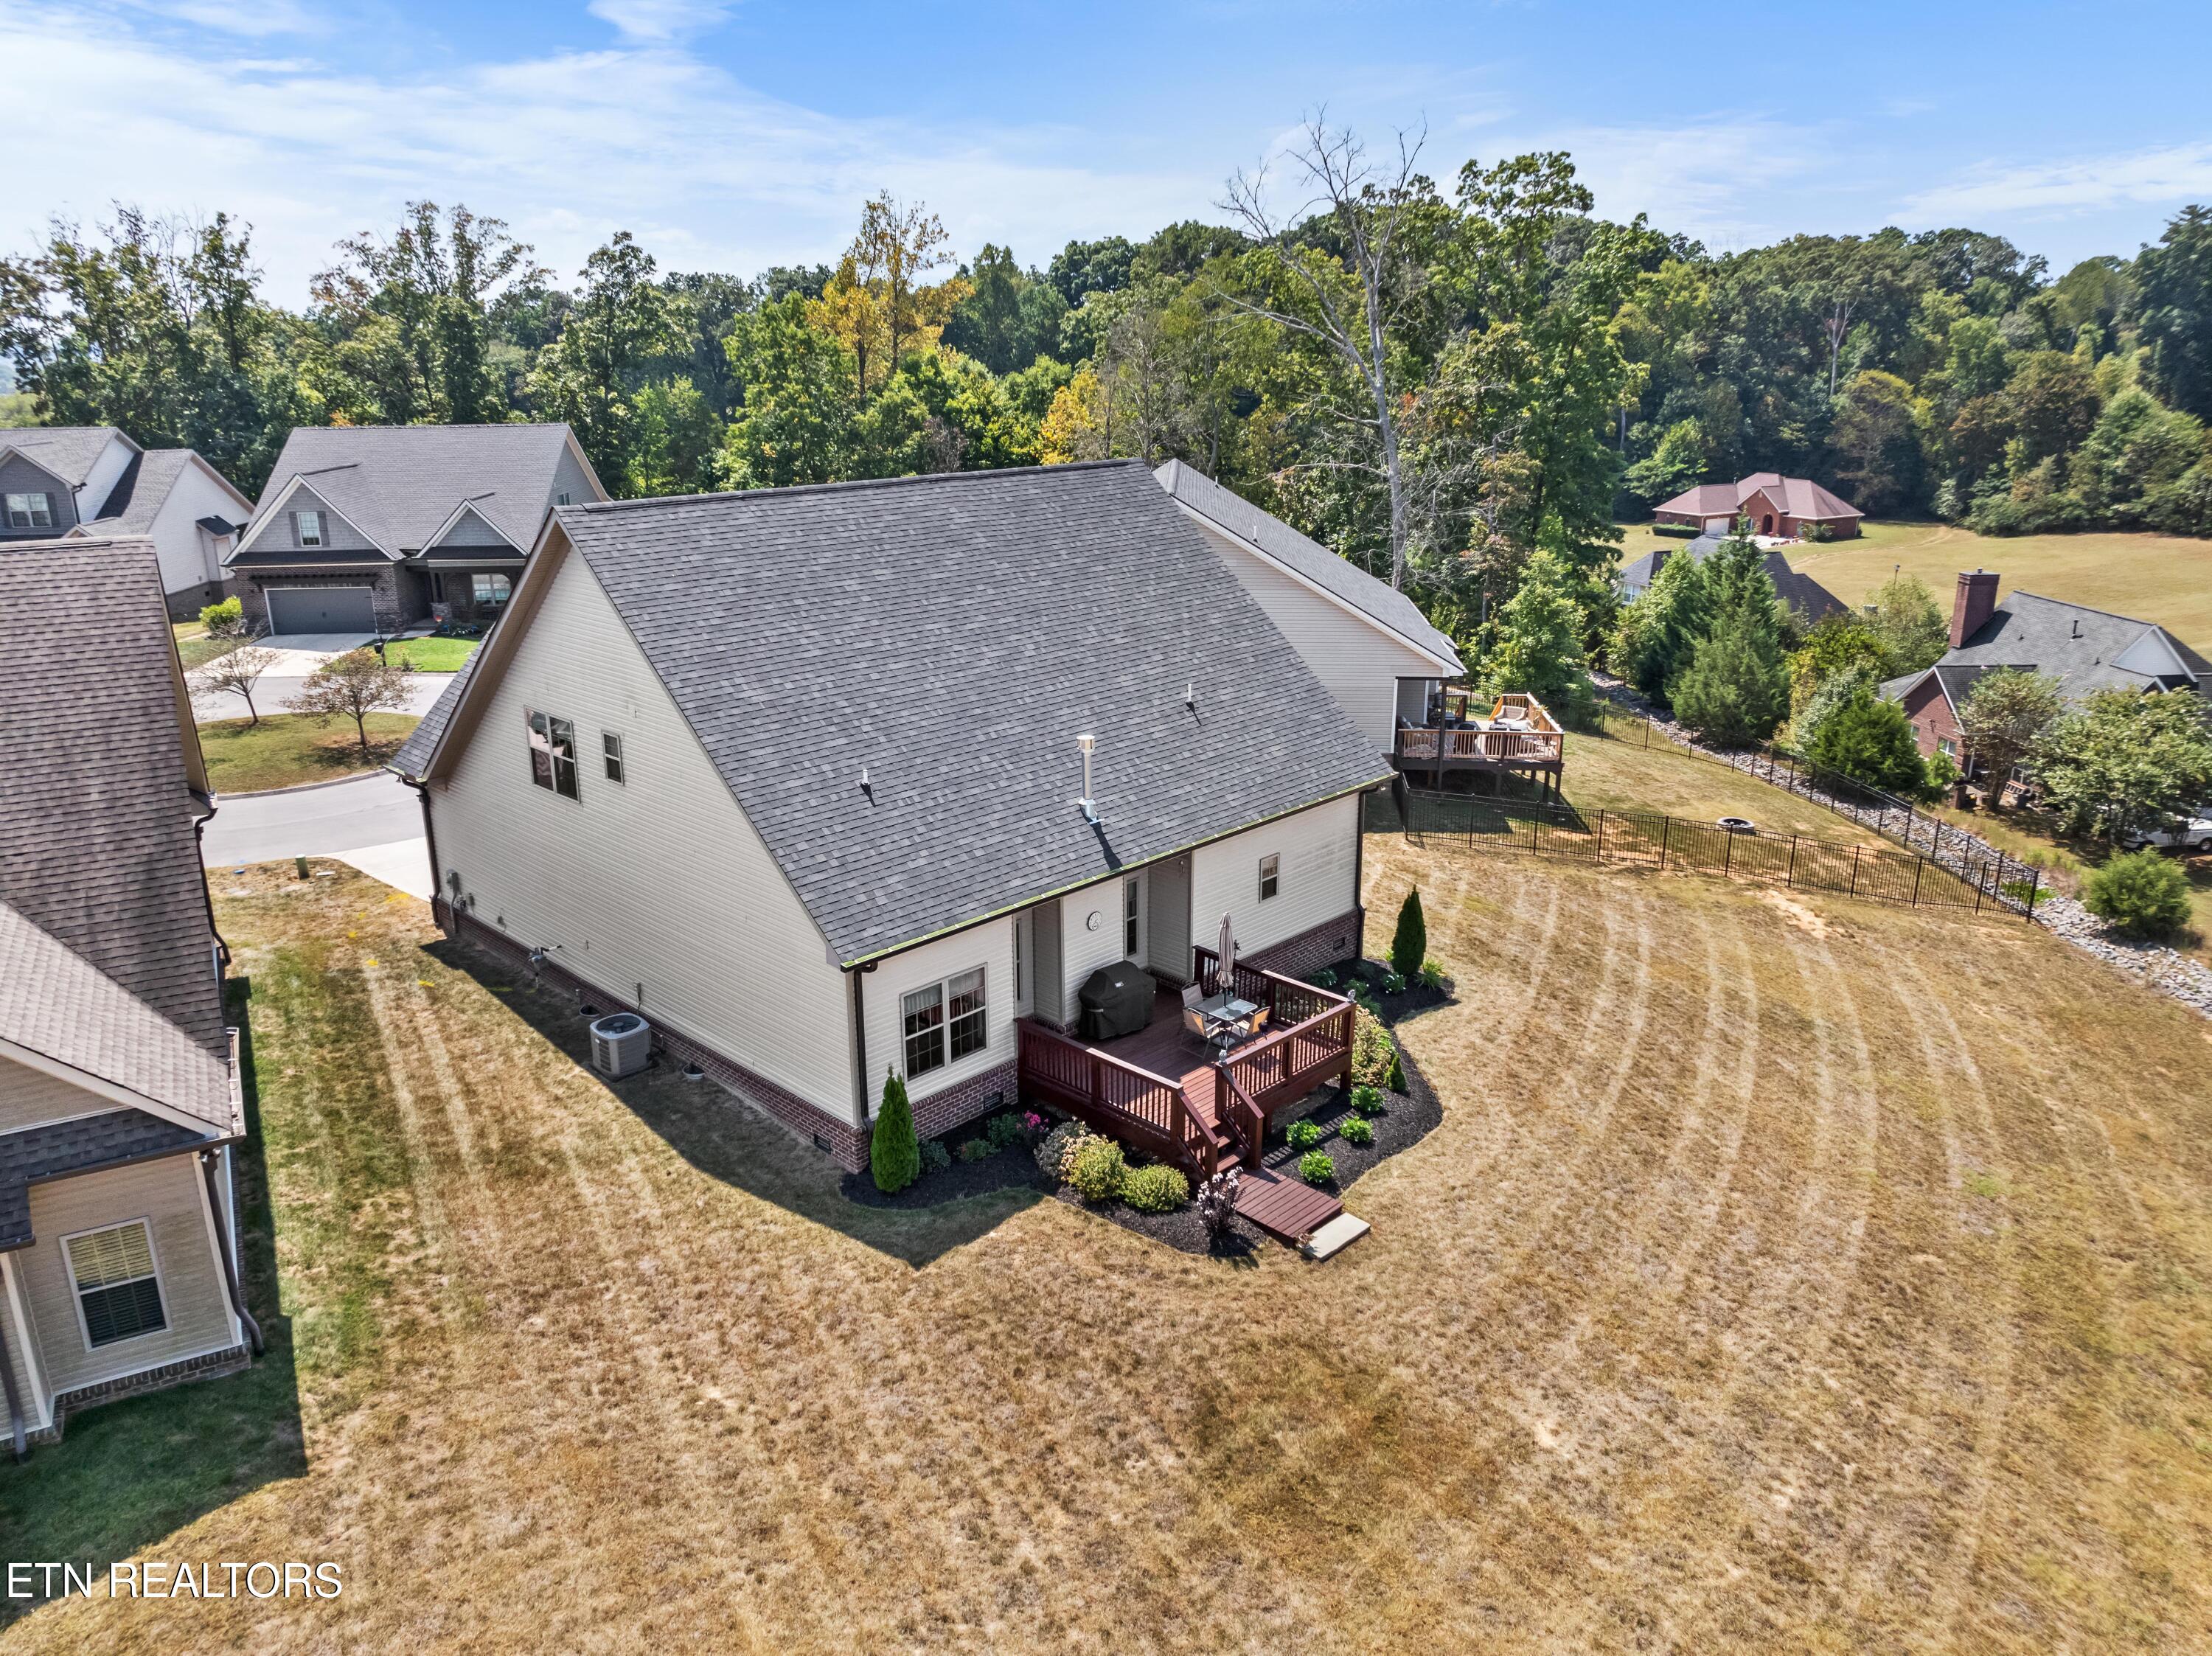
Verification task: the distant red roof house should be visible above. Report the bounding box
[1653,473,1863,538]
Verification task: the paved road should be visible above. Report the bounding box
[192,672,453,722]
[201,771,423,866]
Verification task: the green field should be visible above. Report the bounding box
[1615,519,2212,646]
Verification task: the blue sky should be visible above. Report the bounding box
[7,0,2212,299]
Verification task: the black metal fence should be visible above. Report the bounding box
[1381,788,2040,919]
[1580,703,2046,916]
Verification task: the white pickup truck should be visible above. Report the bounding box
[2120,814,2212,852]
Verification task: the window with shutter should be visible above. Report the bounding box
[66,1221,167,1349]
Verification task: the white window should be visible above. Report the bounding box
[4,491,54,529]
[901,967,987,1077]
[1259,852,1281,902]
[66,1220,167,1349]
[1937,737,1956,759]
[555,490,573,507]
[1012,917,1023,1002]
[294,509,324,547]
[526,709,581,801]
[473,572,510,609]
[602,731,626,784]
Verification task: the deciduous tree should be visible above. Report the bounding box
[294,647,411,756]
[1957,667,2063,801]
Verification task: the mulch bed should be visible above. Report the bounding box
[1051,1043,1445,1258]
[838,1118,1051,1209]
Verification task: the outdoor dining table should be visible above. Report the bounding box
[1195,992,1261,1050]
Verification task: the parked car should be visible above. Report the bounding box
[2119,815,2212,852]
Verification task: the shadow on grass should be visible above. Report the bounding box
[0,978,305,1626]
[423,939,1043,1270]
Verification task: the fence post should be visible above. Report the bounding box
[1595,810,1606,865]
[2026,866,2040,921]
[1722,827,1734,878]
[1659,815,1671,871]
[1848,845,1861,897]
[1910,854,1924,907]
[1786,835,1799,888]
[1974,863,1986,914]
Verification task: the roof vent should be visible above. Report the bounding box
[1077,734,1099,825]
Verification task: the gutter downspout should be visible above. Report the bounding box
[846,961,877,1128]
[406,776,445,923]
[1352,787,1372,960]
[200,1149,263,1356]
[190,791,230,970]
[0,1291,27,1461]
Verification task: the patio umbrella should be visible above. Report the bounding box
[1216,913,1237,990]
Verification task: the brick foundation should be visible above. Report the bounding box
[440,904,880,1171]
[910,1060,1020,1143]
[1245,907,1366,982]
[43,1343,253,1441]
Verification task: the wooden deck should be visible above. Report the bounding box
[1396,689,1566,790]
[1017,965,1356,1181]
[1232,1166,1344,1242]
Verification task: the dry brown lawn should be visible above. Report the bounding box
[10,848,2212,1653]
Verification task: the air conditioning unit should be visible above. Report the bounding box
[588,1012,651,1079]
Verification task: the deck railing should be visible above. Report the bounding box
[1397,689,1565,768]
[1190,950,1357,1116]
[1015,1020,1225,1175]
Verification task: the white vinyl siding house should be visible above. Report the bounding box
[1189,795,1360,969]
[0,1054,117,1134]
[427,537,860,1125]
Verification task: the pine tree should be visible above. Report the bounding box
[1804,686,1927,792]
[1389,888,1426,979]
[871,1070,920,1193]
[1668,535,1789,745]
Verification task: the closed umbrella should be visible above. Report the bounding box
[1216,913,1237,992]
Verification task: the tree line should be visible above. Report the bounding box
[7,121,2212,694]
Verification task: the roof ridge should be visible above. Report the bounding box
[2004,589,2160,630]
[571,459,1146,516]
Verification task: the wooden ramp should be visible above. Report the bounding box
[1234,1166,1343,1243]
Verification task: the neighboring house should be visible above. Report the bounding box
[226,424,607,636]
[0,538,256,1456]
[1,426,250,617]
[1653,473,1864,539]
[1881,569,2212,770]
[1153,460,1465,759]
[391,461,1388,1177]
[1618,529,1848,624]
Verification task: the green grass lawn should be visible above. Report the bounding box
[199,712,420,793]
[383,636,479,672]
[171,621,240,671]
[1615,518,2212,644]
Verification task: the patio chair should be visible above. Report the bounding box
[1247,1006,1270,1034]
[1180,982,1207,1040]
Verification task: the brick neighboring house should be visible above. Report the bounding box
[1880,569,2212,776]
[0,538,256,1455]
[1653,473,1864,538]
[1,426,251,618]
[389,462,1388,1180]
[225,423,606,636]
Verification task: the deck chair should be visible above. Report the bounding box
[1180,982,1207,1040]
[1246,1006,1270,1035]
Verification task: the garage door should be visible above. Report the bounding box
[267,586,376,634]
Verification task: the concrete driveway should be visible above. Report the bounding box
[201,770,433,898]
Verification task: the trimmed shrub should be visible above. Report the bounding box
[1297,1151,1336,1186]
[2082,850,2192,939]
[1285,1119,1323,1151]
[871,1071,920,1194]
[1036,1119,1088,1180]
[1340,1117,1374,1147]
[1386,1047,1406,1093]
[919,1138,951,1172]
[1418,957,1447,990]
[1349,1008,1395,1088]
[957,1138,992,1163]
[1196,1168,1241,1236]
[1067,1137,1127,1204]
[1390,889,1427,978]
[1122,1164,1190,1213]
[199,596,243,637]
[983,1112,1027,1152]
[1350,1085,1384,1117]
[1380,968,1406,995]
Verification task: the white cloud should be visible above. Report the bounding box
[584,0,734,43]
[1906,142,2212,219]
[1,1,1214,298]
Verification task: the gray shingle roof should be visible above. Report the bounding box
[0,426,129,489]
[85,448,243,535]
[393,644,482,775]
[0,537,228,1060]
[1154,460,1464,670]
[0,900,236,1130]
[409,462,1391,964]
[244,424,583,557]
[1618,533,1847,623]
[1935,591,2210,703]
[0,1110,212,1250]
